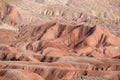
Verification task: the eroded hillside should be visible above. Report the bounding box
[0,0,120,80]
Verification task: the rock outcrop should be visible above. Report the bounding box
[0,1,21,26]
[0,69,44,80]
[14,22,120,58]
[0,1,120,80]
[0,21,120,80]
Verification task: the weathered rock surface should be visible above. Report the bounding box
[0,0,120,80]
[14,22,120,58]
[0,69,44,80]
[0,1,21,26]
[0,22,119,80]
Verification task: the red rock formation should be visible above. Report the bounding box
[0,56,120,80]
[14,22,120,58]
[0,21,119,79]
[0,1,21,26]
[0,69,44,80]
[0,2,120,79]
[0,29,17,45]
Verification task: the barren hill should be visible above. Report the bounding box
[0,0,120,80]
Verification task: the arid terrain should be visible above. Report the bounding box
[0,0,120,80]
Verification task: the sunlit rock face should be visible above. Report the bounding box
[0,1,21,26]
[0,0,120,80]
[14,22,120,58]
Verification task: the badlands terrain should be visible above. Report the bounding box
[0,0,120,80]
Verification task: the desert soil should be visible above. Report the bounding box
[0,0,120,80]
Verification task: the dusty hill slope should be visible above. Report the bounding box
[0,0,120,80]
[2,0,120,36]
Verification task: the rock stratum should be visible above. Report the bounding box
[0,1,120,80]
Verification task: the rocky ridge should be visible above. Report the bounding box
[0,1,120,80]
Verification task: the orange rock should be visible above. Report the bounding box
[0,1,21,26]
